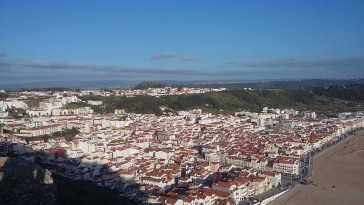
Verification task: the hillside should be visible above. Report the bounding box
[312,84,364,101]
[161,88,360,115]
[79,95,163,115]
[79,84,364,116]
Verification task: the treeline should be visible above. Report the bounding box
[63,101,91,109]
[223,89,316,111]
[52,127,80,141]
[0,92,9,100]
[79,95,163,115]
[163,94,221,110]
[312,84,364,101]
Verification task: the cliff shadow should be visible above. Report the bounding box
[0,142,137,205]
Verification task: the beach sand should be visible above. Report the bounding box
[272,130,364,205]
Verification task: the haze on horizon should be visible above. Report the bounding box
[0,0,364,86]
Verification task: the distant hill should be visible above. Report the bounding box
[133,81,167,90]
[19,87,74,92]
[178,79,364,89]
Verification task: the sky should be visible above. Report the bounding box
[0,0,364,85]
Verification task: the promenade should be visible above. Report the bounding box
[271,130,364,205]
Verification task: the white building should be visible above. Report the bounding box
[0,102,8,118]
[16,124,62,137]
[28,108,52,117]
[4,99,29,109]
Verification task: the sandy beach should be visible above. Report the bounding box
[272,130,364,205]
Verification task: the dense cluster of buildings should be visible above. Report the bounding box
[79,87,227,97]
[1,90,363,205]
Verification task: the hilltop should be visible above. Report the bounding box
[133,81,167,90]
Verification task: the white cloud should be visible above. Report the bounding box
[151,51,177,60]
[181,55,199,62]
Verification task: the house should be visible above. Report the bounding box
[273,158,301,175]
[259,171,282,190]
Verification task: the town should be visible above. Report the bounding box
[1,88,363,205]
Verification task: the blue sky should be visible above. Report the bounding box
[0,0,364,84]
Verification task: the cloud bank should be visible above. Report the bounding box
[226,57,364,68]
[0,59,201,75]
[151,51,200,62]
[0,56,363,85]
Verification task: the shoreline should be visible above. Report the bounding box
[271,129,364,205]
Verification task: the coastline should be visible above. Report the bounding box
[271,130,364,205]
